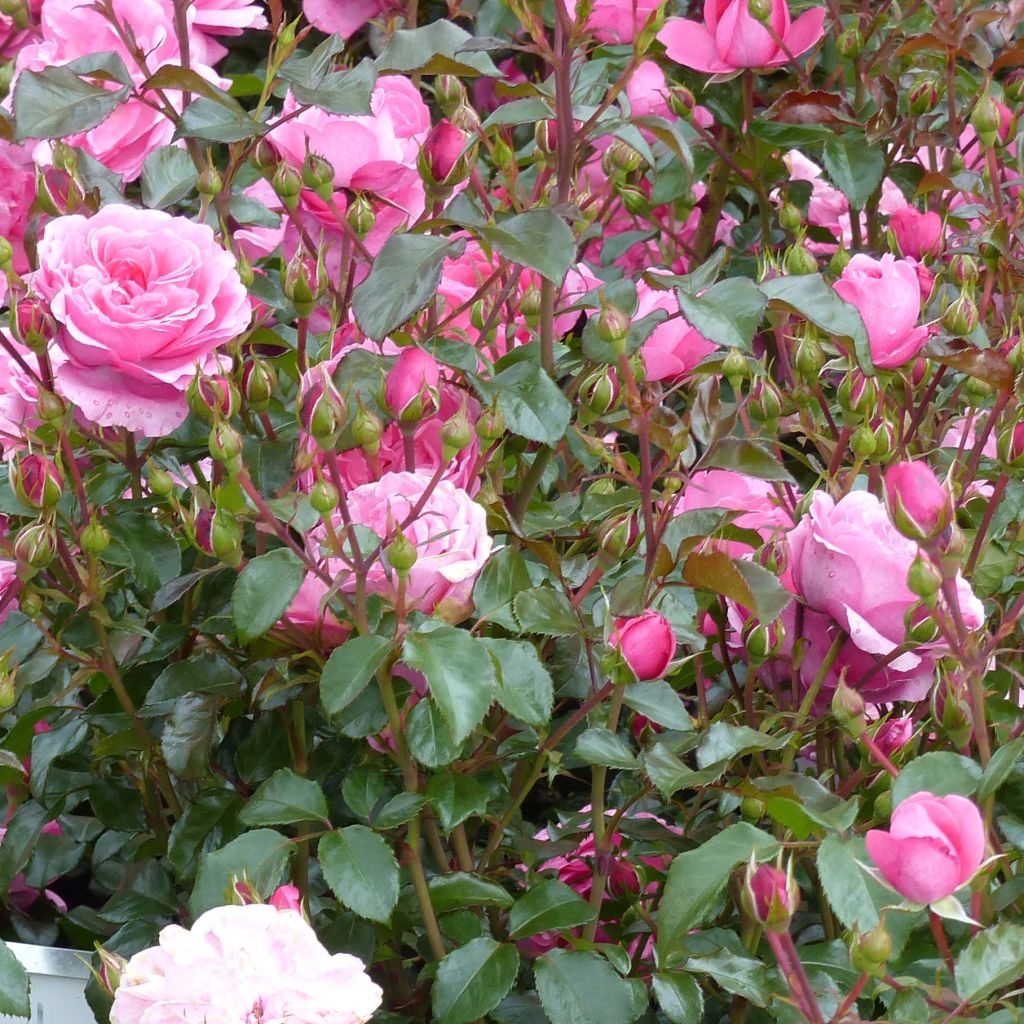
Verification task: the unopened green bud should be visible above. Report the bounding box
[832,678,866,737]
[740,796,766,822]
[80,516,111,555]
[209,423,244,464]
[830,247,852,275]
[601,140,644,177]
[476,405,504,442]
[302,151,335,201]
[36,390,65,424]
[197,164,222,199]
[309,478,339,515]
[347,194,375,237]
[784,240,817,276]
[385,529,418,576]
[941,293,978,336]
[14,522,56,569]
[836,26,863,60]
[907,554,941,602]
[351,401,383,456]
[146,462,176,497]
[850,924,893,977]
[722,348,748,393]
[272,162,303,210]
[779,202,803,233]
[850,423,878,458]
[597,305,631,355]
[971,93,1002,148]
[434,74,465,117]
[441,403,474,460]
[794,331,826,379]
[0,235,13,270]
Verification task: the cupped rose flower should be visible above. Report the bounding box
[785,490,984,702]
[565,0,662,43]
[889,206,943,260]
[834,254,929,368]
[866,791,985,904]
[610,611,675,680]
[659,0,826,75]
[636,276,717,381]
[308,471,492,620]
[109,904,382,1024]
[884,461,953,541]
[32,205,251,436]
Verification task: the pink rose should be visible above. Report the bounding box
[420,119,467,185]
[745,863,798,929]
[302,0,397,38]
[0,334,44,456]
[874,717,914,757]
[32,205,250,436]
[833,254,929,368]
[884,461,953,541]
[636,277,717,381]
[866,791,985,904]
[610,610,675,680]
[565,0,662,43]
[785,490,983,702]
[192,0,267,35]
[0,140,39,280]
[109,904,382,1024]
[625,60,673,119]
[675,470,793,554]
[889,207,943,260]
[307,471,491,619]
[659,0,825,74]
[281,575,350,651]
[385,347,441,420]
[0,559,20,625]
[268,884,303,913]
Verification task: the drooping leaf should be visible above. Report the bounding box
[675,278,767,351]
[481,638,555,727]
[822,132,885,210]
[891,752,981,806]
[955,923,1024,1002]
[492,360,572,446]
[376,20,501,76]
[14,64,129,140]
[508,879,598,939]
[652,973,704,1024]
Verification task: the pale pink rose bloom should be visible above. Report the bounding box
[0,140,39,281]
[0,334,59,456]
[234,178,287,261]
[110,904,382,1024]
[866,792,984,904]
[307,470,492,619]
[565,0,662,42]
[192,0,267,34]
[32,205,251,436]
[636,276,717,381]
[302,0,397,37]
[834,254,929,369]
[659,0,825,74]
[675,469,793,553]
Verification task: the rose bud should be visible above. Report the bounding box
[195,507,243,567]
[610,611,675,681]
[15,295,55,351]
[385,347,441,423]
[849,924,892,977]
[884,461,953,541]
[269,884,303,913]
[743,859,799,933]
[866,791,985,904]
[241,358,277,413]
[874,717,913,758]
[889,207,942,261]
[12,454,63,510]
[419,119,470,187]
[14,522,57,569]
[95,947,128,999]
[188,373,240,421]
[299,364,346,448]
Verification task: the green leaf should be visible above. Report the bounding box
[0,801,48,894]
[481,210,576,284]
[426,772,490,831]
[683,549,791,624]
[406,699,463,767]
[287,57,376,115]
[535,949,640,1024]
[684,950,769,1006]
[232,548,306,644]
[581,307,668,364]
[473,546,532,631]
[14,64,128,140]
[176,96,267,143]
[733,559,794,625]
[372,792,428,829]
[321,634,393,717]
[141,146,196,208]
[700,437,794,482]
[956,923,1024,1002]
[493,361,572,446]
[376,20,500,77]
[482,638,555,727]
[622,681,693,731]
[653,973,704,1024]
[433,938,520,1024]
[101,513,182,594]
[977,736,1024,801]
[758,273,874,375]
[816,835,883,931]
[658,824,778,959]
[696,723,790,768]
[190,829,292,915]
[403,627,496,744]
[430,873,514,914]
[0,939,29,1019]
[512,588,580,636]
[508,879,598,939]
[168,790,240,882]
[675,278,767,351]
[161,693,217,779]
[892,751,981,806]
[144,653,240,712]
[822,132,885,210]
[643,740,721,797]
[353,234,465,341]
[319,825,399,923]
[239,768,330,826]
[574,727,638,769]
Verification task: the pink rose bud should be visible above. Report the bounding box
[15,296,54,351]
[299,363,347,447]
[187,373,240,421]
[743,860,799,932]
[385,348,441,422]
[269,884,303,913]
[874,717,913,757]
[419,119,467,185]
[611,611,675,680]
[12,454,63,510]
[884,461,953,541]
[657,0,826,74]
[866,791,985,904]
[889,207,942,260]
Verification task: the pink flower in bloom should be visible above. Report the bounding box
[636,277,717,381]
[305,471,492,620]
[889,207,943,260]
[283,574,350,652]
[610,611,676,680]
[658,0,826,75]
[565,0,662,43]
[0,334,45,456]
[0,560,16,624]
[833,254,929,369]
[0,140,39,282]
[884,461,953,540]
[625,60,673,118]
[109,904,382,1024]
[866,792,985,904]
[192,0,267,37]
[785,490,984,702]
[32,205,251,436]
[302,0,398,38]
